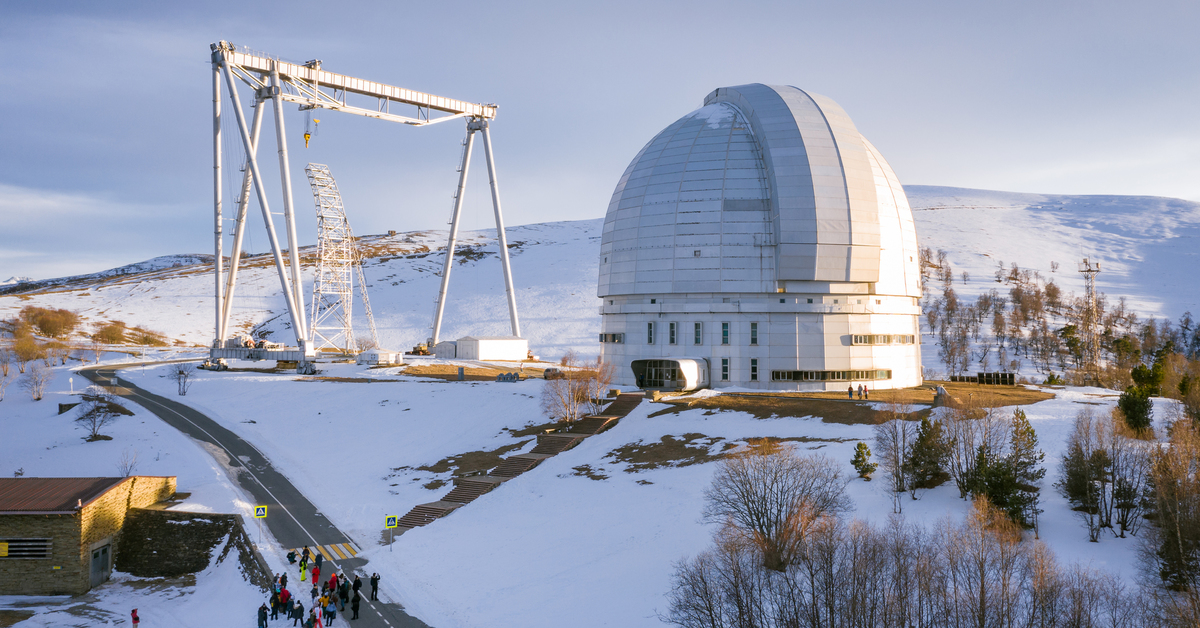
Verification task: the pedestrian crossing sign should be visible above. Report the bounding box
[254,506,268,518]
[385,516,398,529]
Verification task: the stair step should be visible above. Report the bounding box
[490,455,547,478]
[395,501,463,528]
[530,433,586,455]
[442,480,498,504]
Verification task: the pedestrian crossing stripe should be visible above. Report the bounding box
[292,542,360,563]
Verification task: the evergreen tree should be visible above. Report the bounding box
[851,442,877,478]
[1008,409,1046,528]
[1118,386,1153,432]
[905,416,949,489]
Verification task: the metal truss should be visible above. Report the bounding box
[305,164,379,353]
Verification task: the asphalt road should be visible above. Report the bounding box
[80,362,428,628]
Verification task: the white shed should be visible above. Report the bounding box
[357,349,402,366]
[433,341,458,359]
[455,336,528,362]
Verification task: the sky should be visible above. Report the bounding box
[2,0,1198,280]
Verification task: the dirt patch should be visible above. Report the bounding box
[305,376,403,383]
[572,464,610,481]
[0,611,34,627]
[392,439,532,479]
[607,433,731,471]
[649,396,929,425]
[601,433,857,473]
[400,364,544,382]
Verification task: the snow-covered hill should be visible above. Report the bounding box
[2,186,1197,360]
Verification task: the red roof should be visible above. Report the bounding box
[0,477,128,514]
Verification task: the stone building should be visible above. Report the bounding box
[598,84,922,391]
[0,476,176,595]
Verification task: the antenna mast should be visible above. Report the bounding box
[1078,257,1101,379]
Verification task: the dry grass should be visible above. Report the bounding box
[400,363,545,382]
[650,381,1054,425]
[393,439,532,480]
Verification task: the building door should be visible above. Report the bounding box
[90,545,111,587]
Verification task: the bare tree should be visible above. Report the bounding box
[75,385,122,441]
[19,362,54,401]
[116,448,140,477]
[541,351,589,423]
[702,446,851,571]
[88,339,104,364]
[0,372,11,402]
[583,357,617,415]
[169,363,196,396]
[0,345,11,377]
[874,410,917,513]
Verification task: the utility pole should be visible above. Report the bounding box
[1079,258,1101,382]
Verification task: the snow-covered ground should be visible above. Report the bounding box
[121,360,1167,628]
[0,352,288,626]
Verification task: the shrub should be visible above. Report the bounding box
[19,307,79,339]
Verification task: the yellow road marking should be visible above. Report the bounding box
[328,544,347,560]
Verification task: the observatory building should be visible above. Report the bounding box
[597,84,922,391]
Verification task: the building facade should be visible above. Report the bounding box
[0,476,176,595]
[597,84,922,391]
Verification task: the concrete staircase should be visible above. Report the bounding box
[391,393,644,535]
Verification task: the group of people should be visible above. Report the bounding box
[848,384,870,400]
[256,545,381,626]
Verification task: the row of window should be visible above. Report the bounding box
[603,327,913,348]
[637,322,757,346]
[771,370,893,382]
[851,335,917,346]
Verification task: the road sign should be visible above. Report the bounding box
[385,516,398,529]
[254,506,268,518]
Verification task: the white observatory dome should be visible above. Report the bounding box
[597,84,922,392]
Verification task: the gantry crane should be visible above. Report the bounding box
[207,41,522,371]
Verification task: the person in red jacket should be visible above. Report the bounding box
[131,609,140,626]
[329,572,338,592]
[311,564,320,585]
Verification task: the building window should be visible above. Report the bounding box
[650,298,656,304]
[750,322,758,346]
[693,250,701,257]
[0,538,52,559]
[599,333,624,344]
[647,322,655,344]
[833,299,839,304]
[668,322,677,345]
[876,299,881,305]
[750,359,758,382]
[721,322,730,345]
[721,358,729,381]
[779,298,785,303]
[694,322,702,345]
[807,298,813,304]
[770,369,893,382]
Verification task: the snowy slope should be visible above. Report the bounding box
[3,186,1197,363]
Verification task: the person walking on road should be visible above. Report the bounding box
[351,591,362,620]
[310,584,318,609]
[352,575,362,598]
[290,600,304,627]
[370,573,380,601]
[311,564,320,586]
[305,609,316,628]
[315,552,323,571]
[257,603,269,628]
[338,578,350,611]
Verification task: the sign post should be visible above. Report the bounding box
[254,506,268,545]
[385,515,398,550]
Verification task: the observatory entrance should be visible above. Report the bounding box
[631,358,709,392]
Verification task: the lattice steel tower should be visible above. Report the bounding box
[306,163,379,353]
